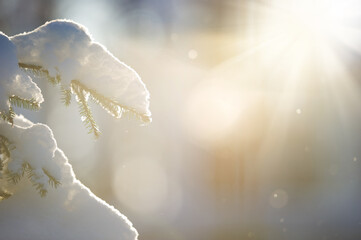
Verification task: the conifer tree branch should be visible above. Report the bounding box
[71,82,101,138]
[23,162,47,197]
[9,96,40,111]
[0,135,60,197]
[0,190,12,200]
[18,63,150,138]
[0,107,15,125]
[0,135,12,171]
[18,63,60,85]
[18,63,42,71]
[42,168,61,188]
[61,87,72,106]
[71,80,151,123]
[4,169,22,184]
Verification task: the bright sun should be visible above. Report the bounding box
[241,0,361,85]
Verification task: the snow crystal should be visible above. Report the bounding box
[0,116,138,240]
[11,20,151,119]
[0,32,43,112]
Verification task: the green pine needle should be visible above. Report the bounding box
[0,190,12,200]
[9,96,40,111]
[18,63,60,85]
[0,135,13,171]
[0,107,15,125]
[0,136,60,197]
[42,168,61,188]
[71,82,101,138]
[18,63,151,138]
[71,80,151,123]
[61,87,72,106]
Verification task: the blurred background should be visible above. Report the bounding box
[2,0,361,239]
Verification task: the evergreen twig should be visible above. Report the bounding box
[0,107,15,125]
[9,96,40,111]
[42,168,61,188]
[0,135,60,197]
[0,190,12,200]
[23,162,48,197]
[71,80,151,122]
[61,87,72,106]
[0,135,12,171]
[18,62,151,138]
[71,82,101,138]
[18,63,60,85]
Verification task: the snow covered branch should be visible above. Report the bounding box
[12,20,151,136]
[0,19,151,240]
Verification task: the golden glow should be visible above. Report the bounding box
[183,82,243,146]
[112,157,168,214]
[249,0,361,73]
[45,1,361,238]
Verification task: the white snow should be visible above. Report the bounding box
[0,120,60,188]
[0,116,138,240]
[0,32,43,113]
[11,20,151,119]
[0,19,151,240]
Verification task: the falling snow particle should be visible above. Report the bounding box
[296,108,302,114]
[270,189,288,209]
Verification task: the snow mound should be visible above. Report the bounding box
[0,32,43,113]
[0,116,138,240]
[11,19,150,119]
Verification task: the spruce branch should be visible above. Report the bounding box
[71,80,151,122]
[0,189,12,200]
[0,135,13,171]
[5,169,22,185]
[42,168,61,188]
[19,63,151,122]
[9,96,40,111]
[0,135,12,159]
[71,81,101,138]
[0,96,40,126]
[0,107,15,125]
[22,162,47,197]
[61,87,72,106]
[18,63,150,138]
[18,63,60,85]
[0,135,60,197]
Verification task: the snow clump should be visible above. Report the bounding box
[11,20,150,119]
[0,32,43,113]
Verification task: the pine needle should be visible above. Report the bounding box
[0,190,12,200]
[22,162,48,197]
[0,107,15,125]
[61,87,72,106]
[0,135,13,171]
[18,63,60,85]
[71,80,151,123]
[9,96,40,111]
[0,136,60,197]
[42,168,61,188]
[18,63,151,137]
[71,81,101,138]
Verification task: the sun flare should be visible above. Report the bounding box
[247,0,361,70]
